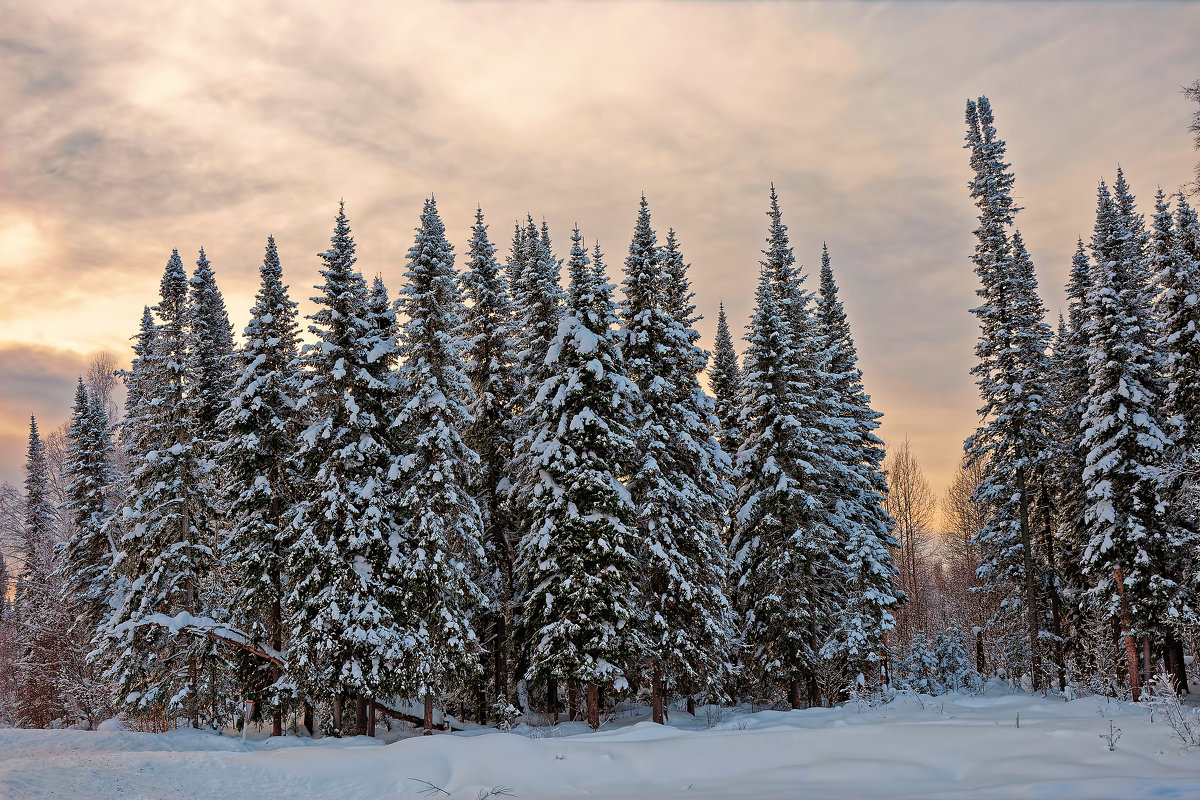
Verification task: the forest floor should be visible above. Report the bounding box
[3,683,1200,799]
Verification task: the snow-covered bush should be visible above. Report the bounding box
[1146,672,1200,748]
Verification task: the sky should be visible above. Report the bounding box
[1,0,1198,517]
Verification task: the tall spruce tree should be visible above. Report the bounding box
[14,416,68,728]
[963,97,1057,689]
[515,234,646,729]
[1149,188,1200,690]
[814,245,901,682]
[289,204,407,733]
[61,379,115,636]
[1049,241,1095,617]
[731,262,835,708]
[1079,180,1181,701]
[622,210,733,722]
[392,197,487,733]
[218,235,302,736]
[460,206,521,718]
[105,250,218,727]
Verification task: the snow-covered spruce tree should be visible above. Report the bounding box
[506,214,565,708]
[188,248,235,447]
[217,235,302,736]
[1149,189,1200,691]
[621,208,733,723]
[288,204,406,735]
[1113,167,1154,318]
[14,416,67,728]
[105,250,221,728]
[814,245,901,686]
[709,303,744,464]
[1159,193,1200,448]
[963,97,1059,690]
[1079,180,1187,702]
[708,303,743,547]
[516,233,647,730]
[737,186,845,707]
[731,256,842,709]
[61,379,115,639]
[392,197,487,734]
[1047,242,1094,634]
[460,206,521,720]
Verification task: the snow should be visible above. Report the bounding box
[4,690,1200,799]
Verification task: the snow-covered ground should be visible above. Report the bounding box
[3,686,1200,799]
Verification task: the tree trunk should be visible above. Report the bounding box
[423,694,434,735]
[1114,567,1141,702]
[976,628,985,675]
[1166,633,1188,695]
[356,694,367,736]
[651,670,664,725]
[548,677,559,725]
[367,700,376,738]
[270,496,284,737]
[587,682,600,730]
[807,676,821,708]
[332,696,343,736]
[686,696,695,716]
[303,702,315,737]
[568,682,579,721]
[789,679,802,710]
[1016,466,1041,691]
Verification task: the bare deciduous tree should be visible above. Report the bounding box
[884,437,938,645]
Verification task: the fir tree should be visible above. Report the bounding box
[218,235,302,736]
[14,416,68,728]
[963,97,1058,689]
[731,262,837,708]
[814,245,901,681]
[289,205,407,733]
[709,303,743,463]
[105,249,219,727]
[460,206,521,717]
[515,235,646,729]
[1079,180,1183,700]
[61,379,115,636]
[1049,241,1095,614]
[622,210,734,722]
[392,197,487,732]
[188,248,235,445]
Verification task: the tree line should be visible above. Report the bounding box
[0,191,900,734]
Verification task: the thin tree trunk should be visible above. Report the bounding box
[976,628,985,675]
[332,696,343,736]
[1167,634,1188,695]
[686,696,695,716]
[423,694,434,735]
[303,702,315,737]
[789,679,802,710]
[587,682,600,730]
[651,671,664,725]
[270,496,284,737]
[1142,636,1153,687]
[356,694,367,736]
[1114,567,1141,701]
[568,682,579,722]
[1016,466,1041,691]
[548,677,559,725]
[368,701,376,738]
